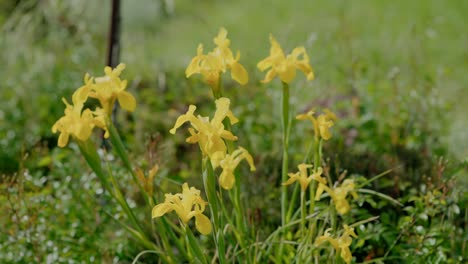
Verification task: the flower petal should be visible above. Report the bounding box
[117,91,136,112]
[230,62,248,85]
[219,170,235,190]
[152,203,173,218]
[195,214,212,235]
[57,132,70,148]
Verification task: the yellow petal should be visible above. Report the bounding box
[315,235,340,251]
[261,69,277,83]
[73,84,91,105]
[57,132,70,148]
[299,177,312,192]
[282,176,298,186]
[278,64,296,83]
[186,44,204,78]
[219,170,235,190]
[213,27,229,48]
[226,110,239,125]
[340,246,352,264]
[170,105,197,134]
[152,203,173,218]
[241,148,256,171]
[117,91,136,112]
[343,225,358,238]
[257,57,272,71]
[315,183,327,201]
[335,199,350,215]
[75,122,93,142]
[195,214,212,235]
[230,62,248,85]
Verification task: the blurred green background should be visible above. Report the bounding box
[0,0,466,262]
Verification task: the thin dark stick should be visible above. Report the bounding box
[103,0,121,147]
[107,0,121,69]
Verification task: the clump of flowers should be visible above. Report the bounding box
[315,179,359,215]
[51,88,95,147]
[315,225,358,264]
[186,27,248,89]
[89,63,136,115]
[257,35,314,84]
[170,97,255,190]
[219,147,256,190]
[296,109,337,141]
[52,63,135,147]
[169,97,239,167]
[152,183,212,235]
[283,163,325,191]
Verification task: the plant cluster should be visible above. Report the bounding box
[47,28,411,263]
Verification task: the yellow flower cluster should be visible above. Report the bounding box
[315,179,358,215]
[282,163,326,191]
[219,147,255,190]
[52,64,135,147]
[186,28,248,88]
[170,97,255,190]
[296,109,337,141]
[257,35,314,84]
[315,225,358,264]
[152,183,212,235]
[51,86,96,148]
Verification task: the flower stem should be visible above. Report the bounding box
[202,159,227,264]
[286,140,315,222]
[300,191,306,236]
[276,82,291,262]
[281,81,290,226]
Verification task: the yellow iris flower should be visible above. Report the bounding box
[52,83,95,148]
[52,64,136,147]
[152,183,212,235]
[282,164,326,191]
[257,35,314,84]
[170,97,239,168]
[296,109,337,141]
[219,147,256,190]
[315,179,358,215]
[186,28,248,88]
[89,63,136,115]
[315,225,358,264]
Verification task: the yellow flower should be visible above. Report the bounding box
[89,63,136,115]
[170,97,239,167]
[296,109,337,140]
[219,147,256,190]
[315,179,358,215]
[282,164,325,191]
[152,183,212,235]
[52,86,95,148]
[135,164,159,196]
[186,28,248,88]
[90,107,110,138]
[257,35,314,84]
[315,225,358,264]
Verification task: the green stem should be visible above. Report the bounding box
[214,75,250,260]
[300,191,306,236]
[78,140,159,250]
[202,159,227,264]
[281,82,290,227]
[184,224,208,264]
[276,82,290,263]
[310,139,322,209]
[106,118,150,205]
[286,140,315,222]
